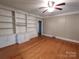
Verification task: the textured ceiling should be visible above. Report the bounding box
[0,0,79,17]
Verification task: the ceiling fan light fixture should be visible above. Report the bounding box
[48,7,54,12]
[39,0,65,13]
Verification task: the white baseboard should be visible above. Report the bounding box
[43,34,53,37]
[56,36,79,43]
[43,34,79,43]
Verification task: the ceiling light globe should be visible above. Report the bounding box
[48,8,54,12]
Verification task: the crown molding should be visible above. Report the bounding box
[0,4,42,18]
[43,11,79,18]
[55,11,79,16]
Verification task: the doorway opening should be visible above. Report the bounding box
[38,21,42,36]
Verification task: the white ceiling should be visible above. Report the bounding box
[0,0,79,17]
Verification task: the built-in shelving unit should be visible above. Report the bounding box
[0,9,13,35]
[15,12,27,33]
[27,15,37,32]
[0,6,43,49]
[0,8,38,35]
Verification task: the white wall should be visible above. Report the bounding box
[43,14,79,42]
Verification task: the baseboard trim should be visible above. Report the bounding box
[56,36,79,43]
[43,34,79,43]
[43,34,53,37]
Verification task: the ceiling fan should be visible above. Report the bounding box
[39,0,66,13]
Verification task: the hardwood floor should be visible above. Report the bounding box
[0,36,79,59]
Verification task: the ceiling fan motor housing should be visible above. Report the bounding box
[48,1,55,7]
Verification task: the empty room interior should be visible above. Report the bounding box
[0,0,79,59]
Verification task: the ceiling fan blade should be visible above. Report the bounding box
[39,7,47,9]
[42,9,48,13]
[56,3,66,6]
[55,8,63,10]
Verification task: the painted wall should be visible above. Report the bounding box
[43,14,79,41]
